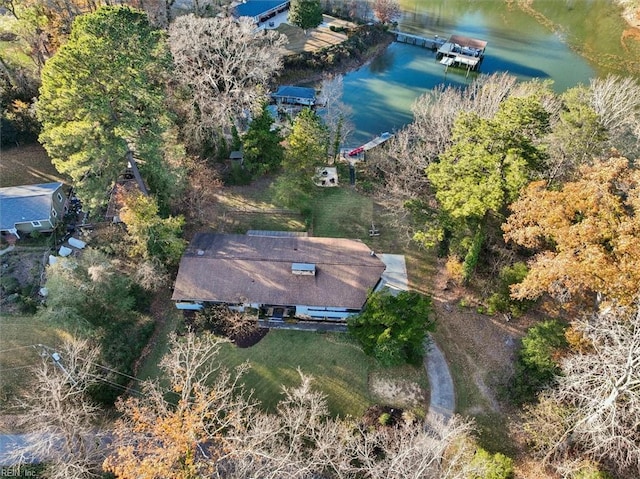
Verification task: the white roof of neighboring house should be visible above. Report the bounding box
[0,182,62,230]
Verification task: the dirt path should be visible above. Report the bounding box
[428,259,530,416]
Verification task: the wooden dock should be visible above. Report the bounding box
[393,30,487,75]
[392,31,446,50]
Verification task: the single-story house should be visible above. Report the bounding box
[232,0,290,25]
[0,182,66,239]
[271,86,316,106]
[172,233,386,321]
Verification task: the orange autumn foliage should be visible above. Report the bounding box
[503,156,640,305]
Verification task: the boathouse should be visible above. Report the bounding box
[436,34,487,72]
[271,86,316,106]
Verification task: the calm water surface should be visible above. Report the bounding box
[334,0,640,144]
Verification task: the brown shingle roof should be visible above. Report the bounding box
[172,233,386,309]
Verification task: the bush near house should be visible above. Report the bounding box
[348,289,434,367]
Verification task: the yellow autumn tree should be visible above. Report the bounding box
[502,155,640,306]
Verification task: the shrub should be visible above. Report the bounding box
[378,412,391,426]
[487,262,533,318]
[468,447,514,479]
[348,290,434,366]
[0,276,20,295]
[510,319,568,404]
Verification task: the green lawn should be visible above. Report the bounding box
[0,314,65,410]
[312,187,374,239]
[216,330,374,417]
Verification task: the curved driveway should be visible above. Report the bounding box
[377,254,455,420]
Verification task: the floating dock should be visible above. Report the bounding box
[346,132,393,158]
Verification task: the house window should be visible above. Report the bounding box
[52,209,58,218]
[31,221,42,227]
[57,192,63,202]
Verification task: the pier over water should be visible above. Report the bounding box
[392,31,487,74]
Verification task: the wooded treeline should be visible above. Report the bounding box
[364,72,640,478]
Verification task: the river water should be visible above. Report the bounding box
[335,0,640,145]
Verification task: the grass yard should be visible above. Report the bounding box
[311,187,373,239]
[135,176,432,419]
[278,15,353,55]
[217,330,374,417]
[0,144,67,187]
[0,314,66,411]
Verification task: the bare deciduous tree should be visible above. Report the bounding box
[317,75,354,158]
[11,339,109,479]
[104,332,479,479]
[104,333,255,479]
[372,0,400,24]
[168,15,288,151]
[589,74,640,158]
[525,305,640,477]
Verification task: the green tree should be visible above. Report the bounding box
[274,108,328,209]
[547,85,608,181]
[41,249,154,403]
[284,107,329,175]
[118,191,187,266]
[511,319,568,404]
[426,95,549,279]
[487,262,534,318]
[348,290,434,366]
[243,102,284,176]
[288,0,323,33]
[37,6,177,210]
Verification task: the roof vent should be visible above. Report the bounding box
[197,249,205,256]
[291,263,316,276]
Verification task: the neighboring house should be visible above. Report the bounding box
[0,182,66,239]
[232,0,290,25]
[172,232,386,321]
[271,86,316,107]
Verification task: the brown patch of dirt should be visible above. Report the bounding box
[429,259,559,479]
[0,248,48,313]
[369,372,428,409]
